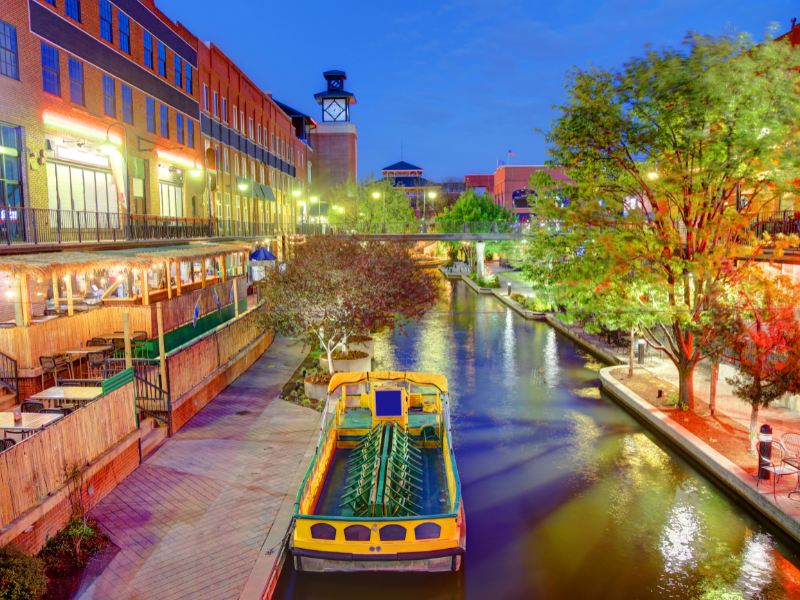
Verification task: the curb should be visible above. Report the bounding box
[600,367,800,545]
[460,275,495,295]
[490,290,546,320]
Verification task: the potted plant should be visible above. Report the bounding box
[304,370,331,401]
[348,334,374,356]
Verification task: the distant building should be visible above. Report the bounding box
[378,161,439,217]
[309,71,357,201]
[465,165,572,219]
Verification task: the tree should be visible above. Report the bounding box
[534,29,800,410]
[725,290,800,454]
[256,235,439,374]
[327,173,415,227]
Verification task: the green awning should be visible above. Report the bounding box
[262,184,277,202]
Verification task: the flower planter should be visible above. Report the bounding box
[321,353,372,374]
[304,378,329,401]
[347,337,374,356]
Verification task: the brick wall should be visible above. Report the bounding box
[310,126,357,198]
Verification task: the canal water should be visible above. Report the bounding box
[274,281,800,599]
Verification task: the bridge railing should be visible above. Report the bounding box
[303,220,561,236]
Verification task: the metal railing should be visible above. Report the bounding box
[106,357,171,434]
[300,220,561,236]
[748,210,800,238]
[0,349,18,404]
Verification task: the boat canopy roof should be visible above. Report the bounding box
[327,372,448,394]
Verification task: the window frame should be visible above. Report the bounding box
[143,30,153,69]
[212,91,219,118]
[232,105,237,130]
[174,55,182,88]
[99,0,113,43]
[185,65,192,94]
[0,20,19,81]
[118,11,130,54]
[102,74,115,118]
[202,83,209,112]
[121,83,133,124]
[187,119,194,148]
[222,97,227,123]
[159,104,169,138]
[40,42,60,96]
[146,97,155,133]
[68,56,84,105]
[176,112,184,145]
[157,40,166,78]
[65,0,81,23]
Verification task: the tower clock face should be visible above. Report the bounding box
[323,99,346,121]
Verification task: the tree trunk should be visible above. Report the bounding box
[749,403,760,456]
[629,326,635,378]
[709,360,718,416]
[341,333,348,356]
[677,362,695,411]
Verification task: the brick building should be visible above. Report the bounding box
[0,0,313,238]
[465,165,572,219]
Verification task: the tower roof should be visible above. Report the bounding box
[323,70,347,79]
[382,160,422,172]
[313,90,356,104]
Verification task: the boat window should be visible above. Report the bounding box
[414,523,441,540]
[343,524,371,542]
[310,523,337,541]
[375,389,403,417]
[379,524,406,541]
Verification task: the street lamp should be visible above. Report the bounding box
[373,190,385,233]
[98,122,129,238]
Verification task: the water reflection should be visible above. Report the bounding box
[274,281,800,600]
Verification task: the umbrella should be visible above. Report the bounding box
[250,247,277,261]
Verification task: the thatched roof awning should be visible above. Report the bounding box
[0,252,152,279]
[134,244,251,263]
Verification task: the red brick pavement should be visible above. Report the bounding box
[77,336,319,600]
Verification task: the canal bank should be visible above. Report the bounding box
[274,280,800,600]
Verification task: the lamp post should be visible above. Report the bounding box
[373,191,384,233]
[310,196,319,233]
[423,190,437,233]
[98,122,129,239]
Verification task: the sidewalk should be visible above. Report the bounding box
[77,335,320,600]
[493,267,800,439]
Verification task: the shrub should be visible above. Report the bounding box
[302,398,312,407]
[322,350,368,361]
[0,545,47,600]
[524,296,551,312]
[510,292,526,304]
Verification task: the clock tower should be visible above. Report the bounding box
[310,70,358,200]
[314,70,356,122]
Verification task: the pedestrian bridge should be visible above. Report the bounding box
[304,221,559,241]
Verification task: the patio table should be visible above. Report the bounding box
[0,412,63,439]
[28,386,103,408]
[61,346,114,377]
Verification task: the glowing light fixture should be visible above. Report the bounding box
[337,207,344,213]
[310,196,318,203]
[190,168,202,177]
[238,182,248,191]
[428,191,437,198]
[43,112,122,143]
[372,192,380,199]
[648,172,659,180]
[293,190,301,197]
[156,150,195,169]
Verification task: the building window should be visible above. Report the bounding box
[47,163,119,215]
[212,91,218,118]
[102,74,115,117]
[65,0,81,23]
[159,182,183,218]
[0,21,19,81]
[271,133,274,152]
[224,148,229,173]
[202,83,208,111]
[257,124,261,145]
[240,110,244,132]
[99,0,113,43]
[68,57,83,104]
[121,84,132,124]
[174,55,182,88]
[232,105,237,130]
[160,104,169,138]
[234,154,239,176]
[248,118,253,139]
[176,113,184,145]
[119,12,130,54]
[157,41,166,77]
[143,30,153,69]
[146,97,155,133]
[222,98,228,123]
[185,66,192,94]
[0,126,22,211]
[43,0,54,4]
[41,42,60,96]
[187,119,194,148]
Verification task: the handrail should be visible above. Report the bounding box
[0,348,18,404]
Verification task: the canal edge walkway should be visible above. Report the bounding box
[600,367,800,545]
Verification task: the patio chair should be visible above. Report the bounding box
[40,355,69,388]
[87,352,106,379]
[132,331,148,359]
[21,400,44,413]
[0,438,15,451]
[40,408,67,422]
[756,440,800,500]
[782,433,800,458]
[113,338,126,359]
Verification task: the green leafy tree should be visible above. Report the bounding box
[327,173,415,226]
[532,29,800,409]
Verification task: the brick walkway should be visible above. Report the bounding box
[78,335,320,600]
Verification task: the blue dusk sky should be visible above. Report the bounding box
[159,0,795,181]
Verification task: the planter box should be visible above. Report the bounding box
[321,354,372,374]
[304,378,329,401]
[348,338,374,356]
[461,275,496,295]
[491,290,548,321]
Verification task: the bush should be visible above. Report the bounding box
[510,292,526,304]
[524,296,551,312]
[0,545,47,600]
[468,273,501,288]
[302,398,312,407]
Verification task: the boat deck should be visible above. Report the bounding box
[340,407,440,431]
[314,447,451,518]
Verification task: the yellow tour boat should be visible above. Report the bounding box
[290,371,465,572]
